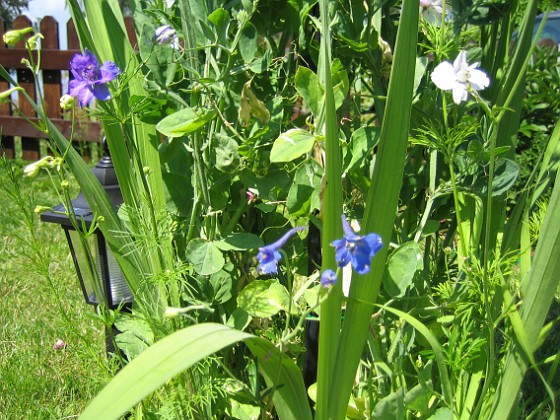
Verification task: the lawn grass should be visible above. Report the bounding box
[0,157,109,418]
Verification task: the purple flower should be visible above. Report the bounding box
[257,226,305,274]
[331,215,383,275]
[320,269,337,287]
[154,25,177,45]
[68,49,119,107]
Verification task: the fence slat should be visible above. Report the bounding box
[0,17,15,158]
[13,15,40,161]
[41,16,62,120]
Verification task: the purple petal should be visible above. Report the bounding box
[98,61,120,83]
[259,226,305,253]
[77,86,95,107]
[92,83,111,101]
[70,49,98,80]
[68,79,88,97]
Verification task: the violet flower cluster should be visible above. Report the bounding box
[331,215,383,275]
[68,49,119,107]
[256,226,305,275]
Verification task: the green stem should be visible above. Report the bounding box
[315,0,344,417]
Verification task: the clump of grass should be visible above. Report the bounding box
[0,156,109,418]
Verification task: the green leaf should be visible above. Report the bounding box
[331,59,349,110]
[267,282,292,313]
[156,107,218,138]
[214,133,241,172]
[287,159,323,216]
[185,239,225,276]
[270,129,316,163]
[79,323,312,420]
[209,267,233,304]
[208,8,230,46]
[295,67,322,117]
[215,233,264,251]
[383,242,422,297]
[237,280,290,317]
[239,22,258,62]
[345,126,381,173]
[231,401,260,420]
[115,332,150,360]
[227,307,252,331]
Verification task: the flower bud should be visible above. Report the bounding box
[0,87,22,104]
[143,166,152,175]
[153,25,177,45]
[320,269,337,288]
[60,94,75,110]
[23,156,54,177]
[61,180,69,190]
[26,33,43,50]
[24,162,40,178]
[53,338,67,350]
[35,205,52,213]
[165,307,182,318]
[3,27,34,47]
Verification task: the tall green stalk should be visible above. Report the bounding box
[315,0,344,417]
[325,1,419,418]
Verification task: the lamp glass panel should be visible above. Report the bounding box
[101,247,133,306]
[68,230,99,304]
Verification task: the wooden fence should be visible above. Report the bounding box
[0,15,137,160]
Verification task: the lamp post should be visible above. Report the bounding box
[40,153,133,308]
[40,151,133,356]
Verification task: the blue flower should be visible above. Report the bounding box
[68,49,119,107]
[320,269,337,287]
[257,226,305,274]
[331,215,383,275]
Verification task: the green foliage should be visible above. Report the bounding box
[4,0,560,418]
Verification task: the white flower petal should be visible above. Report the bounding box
[452,83,468,104]
[423,9,443,25]
[431,61,457,90]
[453,50,468,73]
[468,69,490,91]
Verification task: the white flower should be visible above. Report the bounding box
[420,0,444,26]
[431,50,490,104]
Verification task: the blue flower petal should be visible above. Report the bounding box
[364,233,383,257]
[256,227,304,275]
[320,269,337,287]
[341,215,357,239]
[331,216,383,275]
[92,83,111,101]
[98,61,120,83]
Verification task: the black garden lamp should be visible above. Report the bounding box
[40,153,133,309]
